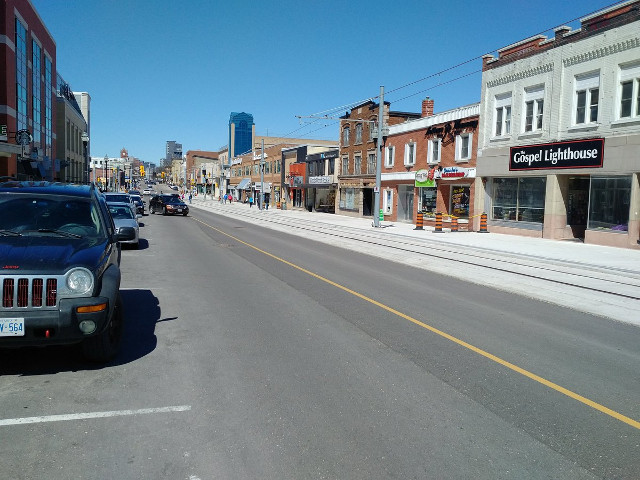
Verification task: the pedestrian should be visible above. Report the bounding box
[249,195,254,208]
[228,194,232,203]
[188,192,192,204]
[223,193,227,204]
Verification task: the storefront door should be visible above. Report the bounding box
[567,177,590,239]
[397,184,414,223]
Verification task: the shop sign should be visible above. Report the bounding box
[435,166,476,180]
[415,169,436,187]
[0,125,7,141]
[510,138,604,171]
[309,176,331,185]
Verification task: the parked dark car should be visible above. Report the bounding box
[0,181,135,362]
[149,194,189,216]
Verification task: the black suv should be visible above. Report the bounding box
[0,181,135,362]
[149,194,189,216]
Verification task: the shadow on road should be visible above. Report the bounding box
[0,289,161,375]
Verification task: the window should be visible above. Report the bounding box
[44,56,52,158]
[341,156,349,176]
[367,153,376,174]
[383,189,393,214]
[15,18,28,132]
[32,40,42,145]
[339,188,356,210]
[419,187,437,214]
[619,62,640,119]
[404,142,416,166]
[355,123,362,144]
[354,155,362,175]
[342,126,350,145]
[523,86,544,132]
[455,133,473,162]
[427,138,440,164]
[492,177,546,223]
[385,146,395,167]
[575,72,599,124]
[494,93,512,136]
[369,120,377,140]
[588,176,631,231]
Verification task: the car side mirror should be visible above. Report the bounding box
[116,226,136,241]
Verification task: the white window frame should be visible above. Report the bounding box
[341,156,349,176]
[355,123,363,144]
[385,146,395,167]
[494,93,512,137]
[618,62,640,120]
[455,133,473,162]
[354,154,362,175]
[367,152,376,174]
[427,138,441,165]
[404,142,416,166]
[574,71,600,125]
[523,85,544,133]
[342,126,350,146]
[383,189,393,214]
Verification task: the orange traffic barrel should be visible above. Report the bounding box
[434,212,444,233]
[414,212,424,230]
[479,213,489,233]
[451,216,458,232]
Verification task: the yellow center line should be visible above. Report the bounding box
[194,216,640,430]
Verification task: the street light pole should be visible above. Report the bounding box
[81,132,89,185]
[104,155,109,191]
[373,85,384,228]
[260,139,265,210]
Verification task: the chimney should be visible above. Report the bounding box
[422,97,434,117]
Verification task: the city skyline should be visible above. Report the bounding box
[31,0,620,163]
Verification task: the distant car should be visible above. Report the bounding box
[128,190,141,197]
[103,192,134,209]
[107,202,140,248]
[142,188,151,195]
[170,185,179,191]
[149,194,189,216]
[129,194,145,215]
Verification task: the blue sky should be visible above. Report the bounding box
[31,0,619,164]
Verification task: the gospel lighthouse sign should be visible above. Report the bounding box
[510,138,604,171]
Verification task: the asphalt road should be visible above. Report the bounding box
[1,201,639,479]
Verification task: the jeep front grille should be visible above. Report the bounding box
[2,277,57,309]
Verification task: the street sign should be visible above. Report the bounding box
[0,125,7,141]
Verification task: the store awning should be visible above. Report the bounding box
[236,178,251,190]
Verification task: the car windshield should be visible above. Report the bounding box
[105,194,130,203]
[165,196,183,204]
[0,193,104,238]
[108,205,135,219]
[130,195,142,203]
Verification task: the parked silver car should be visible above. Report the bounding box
[107,202,140,249]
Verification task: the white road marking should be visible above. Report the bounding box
[0,405,191,426]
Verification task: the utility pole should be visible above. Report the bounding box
[260,139,265,210]
[373,85,384,227]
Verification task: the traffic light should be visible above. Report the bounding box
[139,165,144,175]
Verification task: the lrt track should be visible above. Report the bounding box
[193,205,640,303]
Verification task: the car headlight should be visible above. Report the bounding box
[66,268,94,295]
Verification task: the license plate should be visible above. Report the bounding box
[0,318,25,336]
[177,209,182,213]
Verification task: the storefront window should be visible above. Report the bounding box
[339,188,356,210]
[492,177,545,223]
[419,187,437,214]
[588,176,631,231]
[450,186,470,218]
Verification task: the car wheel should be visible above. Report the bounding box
[149,205,155,214]
[82,293,124,362]
[183,212,188,216]
[163,207,167,215]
